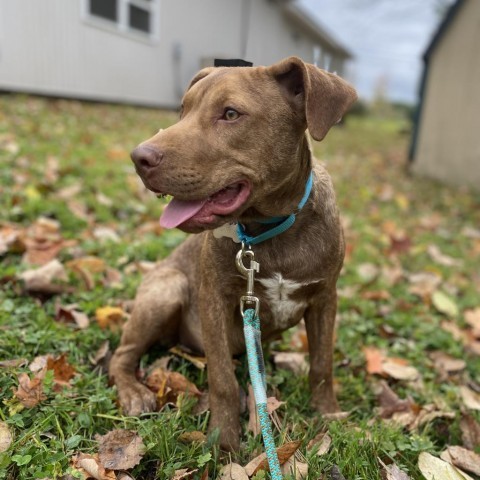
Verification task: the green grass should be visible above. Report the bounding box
[1,94,480,479]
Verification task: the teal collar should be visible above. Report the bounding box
[236,171,314,246]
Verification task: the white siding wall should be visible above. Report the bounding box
[0,0,341,108]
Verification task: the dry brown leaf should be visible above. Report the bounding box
[361,290,391,301]
[428,245,463,267]
[376,380,416,419]
[408,271,442,300]
[93,226,120,243]
[0,421,12,453]
[145,368,201,409]
[363,346,385,375]
[218,463,249,480]
[418,452,475,480]
[95,306,126,331]
[178,431,206,444]
[29,355,49,373]
[307,432,332,456]
[464,308,480,338]
[247,384,260,436]
[267,396,285,414]
[169,346,207,369]
[281,458,308,479]
[72,453,116,480]
[14,373,46,407]
[357,263,379,283]
[19,259,71,294]
[446,446,480,476]
[47,353,76,387]
[322,411,350,421]
[0,358,28,368]
[244,440,301,476]
[0,223,25,255]
[97,429,145,470]
[460,386,480,410]
[459,413,480,450]
[171,468,198,480]
[22,217,69,265]
[55,304,90,329]
[430,351,466,377]
[90,341,112,373]
[381,359,420,381]
[379,461,411,480]
[273,352,308,375]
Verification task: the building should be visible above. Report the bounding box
[409,0,480,189]
[0,0,353,108]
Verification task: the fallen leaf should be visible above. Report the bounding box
[388,233,412,256]
[90,341,111,374]
[281,457,308,479]
[72,453,116,480]
[97,429,145,470]
[428,245,463,267]
[19,259,71,295]
[14,373,46,407]
[93,226,120,243]
[363,346,385,375]
[178,431,206,444]
[357,263,379,283]
[418,452,475,480]
[0,421,12,453]
[218,463,249,480]
[460,386,480,410]
[408,272,442,299]
[464,308,480,338]
[171,468,198,480]
[322,411,350,421]
[95,306,126,330]
[307,432,332,456]
[29,355,49,373]
[459,413,480,450]
[0,358,28,368]
[247,384,260,436]
[381,359,420,381]
[273,352,308,375]
[47,353,76,387]
[55,304,90,329]
[244,440,301,476]
[145,368,201,409]
[430,351,466,378]
[67,256,107,290]
[22,217,69,265]
[375,380,416,419]
[432,291,459,317]
[379,459,411,480]
[330,465,347,480]
[0,223,25,255]
[446,446,480,476]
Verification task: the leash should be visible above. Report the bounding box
[236,246,282,480]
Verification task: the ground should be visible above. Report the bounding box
[0,94,479,480]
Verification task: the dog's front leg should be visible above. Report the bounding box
[304,289,340,414]
[199,272,241,451]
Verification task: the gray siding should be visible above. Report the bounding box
[0,0,347,108]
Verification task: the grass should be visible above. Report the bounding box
[1,94,480,479]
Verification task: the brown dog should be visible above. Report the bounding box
[109,56,357,450]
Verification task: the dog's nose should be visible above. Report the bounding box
[131,145,164,171]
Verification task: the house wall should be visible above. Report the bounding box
[413,0,480,188]
[0,0,345,108]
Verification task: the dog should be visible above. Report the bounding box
[109,56,357,451]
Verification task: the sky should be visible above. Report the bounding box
[300,0,455,103]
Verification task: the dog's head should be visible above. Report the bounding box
[131,56,357,233]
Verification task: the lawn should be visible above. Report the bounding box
[1,94,480,480]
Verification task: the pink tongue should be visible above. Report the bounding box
[160,198,208,228]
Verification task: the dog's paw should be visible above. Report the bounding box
[117,382,157,416]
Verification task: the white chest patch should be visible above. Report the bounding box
[258,273,318,328]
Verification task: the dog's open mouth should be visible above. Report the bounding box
[159,181,251,229]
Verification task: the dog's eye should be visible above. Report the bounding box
[222,108,240,121]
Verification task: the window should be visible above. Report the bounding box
[86,0,158,38]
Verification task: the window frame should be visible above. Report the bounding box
[81,0,160,43]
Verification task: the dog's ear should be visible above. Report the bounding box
[269,56,357,141]
[187,67,216,91]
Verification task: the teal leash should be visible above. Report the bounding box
[236,247,282,480]
[232,171,314,478]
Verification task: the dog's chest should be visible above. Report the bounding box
[257,273,317,328]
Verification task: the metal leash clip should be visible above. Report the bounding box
[236,243,260,317]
